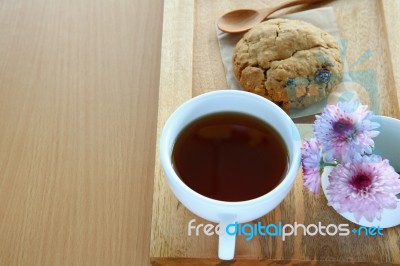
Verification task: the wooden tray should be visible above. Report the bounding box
[150,0,400,265]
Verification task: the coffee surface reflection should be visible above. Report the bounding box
[172,112,288,201]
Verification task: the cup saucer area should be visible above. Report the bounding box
[321,116,400,228]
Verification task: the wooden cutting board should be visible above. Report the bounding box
[150,0,400,265]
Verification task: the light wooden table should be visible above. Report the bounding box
[0,0,163,265]
[151,0,400,265]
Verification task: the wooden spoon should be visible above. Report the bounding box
[217,0,325,34]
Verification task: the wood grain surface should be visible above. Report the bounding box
[151,0,400,265]
[0,0,163,265]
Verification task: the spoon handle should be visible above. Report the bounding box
[259,0,325,17]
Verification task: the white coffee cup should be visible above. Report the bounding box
[159,90,301,260]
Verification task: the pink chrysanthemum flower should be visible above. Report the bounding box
[326,155,400,222]
[313,101,380,161]
[301,138,323,194]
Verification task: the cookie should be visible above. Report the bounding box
[233,18,343,111]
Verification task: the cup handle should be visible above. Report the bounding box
[218,214,236,260]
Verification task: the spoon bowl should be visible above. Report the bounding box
[218,9,263,33]
[217,0,324,34]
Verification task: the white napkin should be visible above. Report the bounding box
[216,7,347,119]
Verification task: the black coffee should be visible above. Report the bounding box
[172,112,288,202]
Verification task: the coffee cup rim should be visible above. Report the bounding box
[160,90,301,207]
